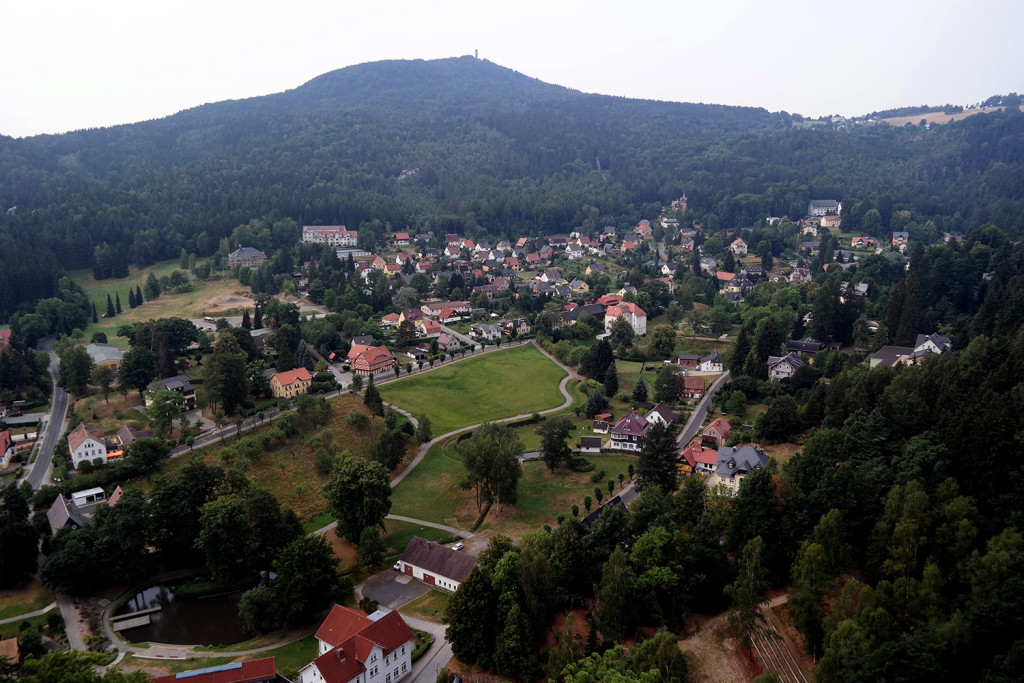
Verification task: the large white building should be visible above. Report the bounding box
[300,606,414,683]
[68,423,107,469]
[604,302,647,336]
[303,225,358,247]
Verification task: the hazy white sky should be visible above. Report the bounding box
[1,0,1021,138]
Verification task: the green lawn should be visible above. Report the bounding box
[0,580,55,620]
[401,590,450,623]
[379,344,567,435]
[383,519,456,560]
[481,455,635,536]
[0,612,49,640]
[247,635,318,679]
[391,441,469,527]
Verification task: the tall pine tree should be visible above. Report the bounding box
[603,362,619,397]
[105,293,115,318]
[135,285,144,306]
[115,292,122,313]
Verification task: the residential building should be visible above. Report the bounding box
[767,352,805,381]
[785,338,824,355]
[394,232,411,245]
[892,232,909,248]
[807,200,841,217]
[270,368,313,398]
[821,215,842,229]
[645,402,678,427]
[851,236,876,248]
[116,425,154,451]
[914,333,952,356]
[699,350,724,372]
[303,226,357,247]
[227,246,268,269]
[500,318,531,337]
[712,445,769,494]
[682,376,706,399]
[153,658,280,683]
[349,345,396,376]
[592,420,610,434]
[46,493,89,535]
[160,374,198,409]
[300,606,414,683]
[0,430,15,468]
[68,423,107,469]
[789,267,812,284]
[609,411,650,452]
[85,343,123,373]
[604,302,647,336]
[469,323,501,342]
[677,354,699,367]
[729,238,747,255]
[436,332,458,352]
[396,537,476,592]
[869,345,915,368]
[702,417,732,449]
[579,436,602,455]
[416,320,441,337]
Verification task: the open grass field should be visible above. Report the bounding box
[400,590,450,623]
[161,394,393,522]
[379,344,567,435]
[879,105,1022,127]
[0,612,49,640]
[391,433,635,538]
[481,455,635,537]
[0,579,54,621]
[70,261,250,349]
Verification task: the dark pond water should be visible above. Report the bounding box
[115,584,249,646]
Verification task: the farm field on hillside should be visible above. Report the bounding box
[379,344,567,435]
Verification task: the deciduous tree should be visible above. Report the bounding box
[323,454,391,542]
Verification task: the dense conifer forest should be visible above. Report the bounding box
[1,57,1023,319]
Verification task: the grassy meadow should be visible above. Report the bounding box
[379,344,567,435]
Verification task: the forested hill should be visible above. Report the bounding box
[1,56,1023,317]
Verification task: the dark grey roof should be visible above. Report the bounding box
[401,536,477,582]
[580,436,603,448]
[701,350,723,364]
[592,421,609,430]
[715,445,768,478]
[871,345,914,367]
[351,335,374,346]
[161,375,196,392]
[47,494,89,535]
[786,338,824,354]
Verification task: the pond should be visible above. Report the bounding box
[114,584,249,646]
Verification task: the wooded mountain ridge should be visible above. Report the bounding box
[1,56,1023,318]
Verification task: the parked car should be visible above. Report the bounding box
[452,542,464,551]
[393,562,402,571]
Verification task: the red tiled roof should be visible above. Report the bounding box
[68,423,104,453]
[395,232,410,240]
[273,367,312,387]
[716,271,736,281]
[612,411,650,437]
[703,417,732,437]
[684,376,705,392]
[151,657,276,683]
[316,605,374,648]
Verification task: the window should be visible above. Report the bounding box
[386,676,390,683]
[401,664,407,673]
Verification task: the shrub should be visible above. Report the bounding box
[314,448,335,476]
[347,411,370,429]
[569,457,595,472]
[589,470,606,484]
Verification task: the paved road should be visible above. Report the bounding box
[676,370,731,448]
[56,594,87,651]
[403,614,451,683]
[27,336,68,489]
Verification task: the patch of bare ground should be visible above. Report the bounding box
[203,291,253,313]
[316,528,359,572]
[679,610,761,683]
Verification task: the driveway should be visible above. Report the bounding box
[361,571,431,610]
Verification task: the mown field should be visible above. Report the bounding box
[378,344,567,435]
[69,260,248,348]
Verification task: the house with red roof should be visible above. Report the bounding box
[349,345,396,376]
[0,430,15,468]
[299,606,414,683]
[270,368,312,399]
[153,657,278,683]
[604,302,647,336]
[416,320,441,337]
[730,238,748,255]
[609,411,650,452]
[702,417,732,449]
[68,423,107,469]
[682,376,706,399]
[394,232,411,245]
[380,313,400,327]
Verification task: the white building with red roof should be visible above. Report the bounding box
[730,238,748,255]
[604,302,647,336]
[68,423,107,469]
[299,606,414,683]
[303,226,358,247]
